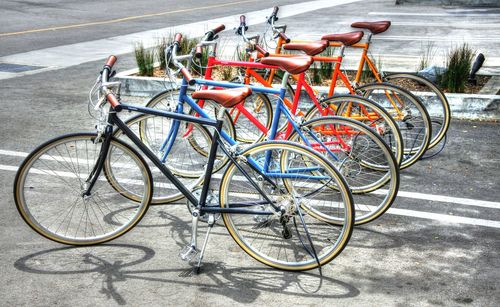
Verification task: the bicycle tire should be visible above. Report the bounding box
[384,72,451,150]
[304,94,404,168]
[14,133,153,245]
[287,116,400,225]
[356,82,432,168]
[220,141,354,271]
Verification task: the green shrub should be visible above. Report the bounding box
[319,48,334,80]
[134,42,155,76]
[440,43,474,93]
[156,36,170,70]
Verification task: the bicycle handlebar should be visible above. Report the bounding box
[195,46,203,58]
[180,67,195,85]
[278,32,290,43]
[266,7,291,43]
[234,15,269,57]
[99,56,121,110]
[174,33,183,44]
[103,55,117,70]
[101,55,117,82]
[268,6,279,24]
[195,24,226,58]
[212,24,226,35]
[170,33,196,85]
[254,44,269,57]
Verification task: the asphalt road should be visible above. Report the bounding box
[0,0,499,306]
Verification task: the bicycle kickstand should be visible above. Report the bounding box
[179,208,215,274]
[195,214,215,274]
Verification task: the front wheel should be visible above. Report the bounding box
[13,133,153,245]
[220,141,354,271]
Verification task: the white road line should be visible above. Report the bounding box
[335,21,500,28]
[373,35,500,42]
[368,12,500,17]
[0,149,28,157]
[372,189,500,209]
[396,191,500,209]
[0,0,361,80]
[387,207,500,228]
[2,162,499,228]
[2,146,499,210]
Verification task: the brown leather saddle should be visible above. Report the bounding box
[191,87,252,108]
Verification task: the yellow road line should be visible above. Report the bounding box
[0,0,259,37]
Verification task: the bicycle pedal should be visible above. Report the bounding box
[179,245,198,262]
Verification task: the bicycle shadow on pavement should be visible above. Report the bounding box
[14,243,360,305]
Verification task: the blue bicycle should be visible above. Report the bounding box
[134,30,399,225]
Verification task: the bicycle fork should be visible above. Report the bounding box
[82,123,113,197]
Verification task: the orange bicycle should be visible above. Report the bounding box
[266,7,449,153]
[253,8,431,169]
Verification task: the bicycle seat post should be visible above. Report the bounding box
[281,72,290,89]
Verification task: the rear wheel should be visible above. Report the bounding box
[305,95,403,168]
[220,141,354,271]
[288,116,399,225]
[384,72,450,150]
[356,83,432,168]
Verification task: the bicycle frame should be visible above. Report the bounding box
[269,35,406,118]
[326,34,384,84]
[89,103,284,215]
[162,72,350,164]
[199,54,367,141]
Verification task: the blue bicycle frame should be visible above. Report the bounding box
[157,76,340,178]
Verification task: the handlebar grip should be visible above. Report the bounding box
[254,45,269,57]
[107,93,121,109]
[212,24,225,35]
[272,6,279,17]
[174,33,183,44]
[104,55,117,69]
[181,67,196,86]
[240,15,246,26]
[195,46,203,59]
[278,32,290,43]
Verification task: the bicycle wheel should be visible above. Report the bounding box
[220,141,354,271]
[288,116,399,225]
[304,94,403,168]
[225,80,274,143]
[14,133,153,245]
[356,83,432,168]
[384,72,450,150]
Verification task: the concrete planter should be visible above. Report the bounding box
[114,68,177,97]
[115,70,500,121]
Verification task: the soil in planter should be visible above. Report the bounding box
[145,67,490,94]
[302,70,490,94]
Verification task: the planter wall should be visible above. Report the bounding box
[115,72,500,121]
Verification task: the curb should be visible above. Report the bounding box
[114,71,500,121]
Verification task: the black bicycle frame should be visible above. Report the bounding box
[89,102,276,215]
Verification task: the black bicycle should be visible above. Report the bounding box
[13,56,354,271]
